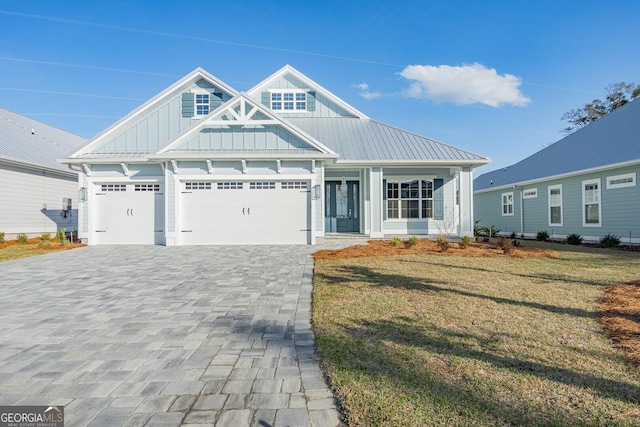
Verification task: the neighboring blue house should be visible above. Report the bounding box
[64,65,489,245]
[474,98,640,243]
[0,108,85,238]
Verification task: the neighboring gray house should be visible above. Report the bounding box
[64,65,489,245]
[0,108,85,238]
[474,98,640,243]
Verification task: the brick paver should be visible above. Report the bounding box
[0,242,357,426]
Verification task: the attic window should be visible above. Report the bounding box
[195,93,210,116]
[270,90,306,111]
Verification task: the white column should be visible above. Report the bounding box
[369,167,384,238]
[458,167,474,236]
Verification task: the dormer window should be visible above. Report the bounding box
[195,93,210,116]
[270,90,306,111]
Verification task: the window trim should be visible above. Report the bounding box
[501,192,514,216]
[606,172,636,189]
[386,179,434,220]
[582,178,602,227]
[192,89,210,118]
[268,89,308,112]
[522,188,538,199]
[548,184,563,227]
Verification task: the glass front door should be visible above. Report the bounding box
[325,181,359,232]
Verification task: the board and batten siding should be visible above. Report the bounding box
[474,165,640,242]
[183,125,311,151]
[0,162,77,236]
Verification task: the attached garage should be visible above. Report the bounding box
[92,182,165,244]
[179,179,311,245]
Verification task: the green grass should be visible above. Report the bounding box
[313,243,640,426]
[0,240,82,262]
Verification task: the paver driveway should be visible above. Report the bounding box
[0,244,349,426]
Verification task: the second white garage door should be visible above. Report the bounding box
[179,180,310,245]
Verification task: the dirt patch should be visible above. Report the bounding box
[312,238,558,260]
[599,280,640,368]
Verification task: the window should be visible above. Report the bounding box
[548,185,562,226]
[583,179,601,226]
[195,93,209,116]
[386,180,433,219]
[502,192,514,216]
[523,188,538,199]
[185,182,211,190]
[249,181,276,189]
[270,91,306,111]
[134,184,160,192]
[101,184,126,192]
[607,172,636,189]
[217,182,243,190]
[282,181,308,189]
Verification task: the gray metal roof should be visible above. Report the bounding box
[474,98,640,191]
[286,117,489,164]
[0,108,85,172]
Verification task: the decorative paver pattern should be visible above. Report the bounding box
[0,243,356,426]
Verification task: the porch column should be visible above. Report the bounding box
[370,167,384,238]
[458,166,474,236]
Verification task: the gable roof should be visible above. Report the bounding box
[475,98,640,192]
[0,108,85,173]
[287,117,489,165]
[247,64,369,119]
[69,67,237,160]
[151,94,337,160]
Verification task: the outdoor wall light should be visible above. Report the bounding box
[313,184,322,200]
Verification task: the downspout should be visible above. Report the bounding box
[519,188,524,237]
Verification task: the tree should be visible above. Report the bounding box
[561,82,640,134]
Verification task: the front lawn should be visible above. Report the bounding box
[313,241,640,426]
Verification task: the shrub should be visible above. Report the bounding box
[41,232,51,242]
[0,231,4,244]
[16,233,28,243]
[566,234,583,245]
[57,228,69,245]
[405,236,419,247]
[599,233,621,248]
[390,237,402,247]
[460,235,472,249]
[436,236,450,252]
[39,240,52,247]
[497,237,515,255]
[536,231,550,242]
[510,231,517,239]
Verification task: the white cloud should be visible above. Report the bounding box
[399,63,531,107]
[351,82,384,100]
[353,82,369,90]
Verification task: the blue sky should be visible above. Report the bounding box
[1,1,638,175]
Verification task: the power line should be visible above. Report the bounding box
[0,87,146,101]
[0,56,179,77]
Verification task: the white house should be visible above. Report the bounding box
[474,98,640,243]
[0,108,85,239]
[64,65,489,245]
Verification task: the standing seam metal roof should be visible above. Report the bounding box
[0,108,85,172]
[286,117,488,163]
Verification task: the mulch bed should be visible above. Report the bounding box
[0,237,85,251]
[599,280,640,368]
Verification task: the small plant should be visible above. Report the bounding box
[436,236,450,252]
[536,230,550,242]
[39,239,52,247]
[497,237,515,255]
[16,233,28,243]
[566,234,583,245]
[404,236,419,247]
[41,232,51,242]
[599,233,621,248]
[0,231,4,244]
[390,237,402,247]
[57,228,69,245]
[510,231,517,239]
[460,235,472,249]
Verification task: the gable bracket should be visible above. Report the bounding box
[241,160,247,174]
[311,160,316,173]
[82,163,91,177]
[121,163,130,176]
[206,160,213,174]
[277,160,282,174]
[171,160,179,174]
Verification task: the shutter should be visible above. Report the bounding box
[307,91,316,112]
[210,92,223,109]
[181,92,194,118]
[261,91,270,107]
[382,179,387,221]
[433,178,444,220]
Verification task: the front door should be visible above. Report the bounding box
[325,181,359,232]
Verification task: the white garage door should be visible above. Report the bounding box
[180,180,310,245]
[93,183,164,244]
